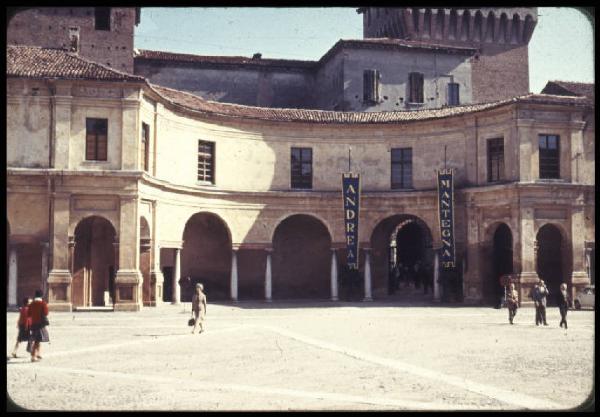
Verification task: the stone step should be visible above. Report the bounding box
[74,306,114,312]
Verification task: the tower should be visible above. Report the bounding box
[7,7,140,74]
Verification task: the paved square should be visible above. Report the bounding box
[6,302,594,411]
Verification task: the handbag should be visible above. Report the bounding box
[187,311,195,327]
[41,311,49,327]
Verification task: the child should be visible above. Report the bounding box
[11,297,32,358]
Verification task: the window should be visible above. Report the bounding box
[408,72,424,104]
[94,7,111,31]
[291,147,312,189]
[141,122,150,172]
[539,134,560,179]
[487,138,504,182]
[363,69,380,104]
[391,148,412,189]
[197,140,215,183]
[447,82,460,106]
[85,118,108,161]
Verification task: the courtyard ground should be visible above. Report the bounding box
[6,301,595,411]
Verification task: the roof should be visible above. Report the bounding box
[318,38,477,66]
[6,45,145,82]
[150,84,591,124]
[541,80,594,101]
[135,49,317,70]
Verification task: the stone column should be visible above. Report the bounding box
[52,86,72,169]
[114,196,143,311]
[363,248,372,301]
[47,192,73,312]
[518,206,538,305]
[149,201,164,305]
[330,248,339,301]
[41,242,49,299]
[265,248,272,302]
[433,251,440,302]
[570,121,586,183]
[8,245,18,308]
[172,248,181,305]
[230,248,239,302]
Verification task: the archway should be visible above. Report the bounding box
[272,214,332,299]
[181,212,232,301]
[536,224,567,306]
[371,214,434,300]
[72,216,117,307]
[485,223,513,306]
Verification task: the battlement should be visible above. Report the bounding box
[359,8,537,47]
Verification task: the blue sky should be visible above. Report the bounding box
[134,7,594,94]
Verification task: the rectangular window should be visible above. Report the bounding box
[447,82,460,106]
[197,140,215,183]
[391,148,412,189]
[94,7,111,31]
[487,138,504,182]
[363,69,380,104]
[141,122,150,172]
[85,118,108,161]
[539,134,560,179]
[408,72,424,104]
[291,147,312,189]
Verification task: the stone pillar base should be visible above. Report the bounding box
[47,269,73,312]
[114,269,143,311]
[150,270,165,306]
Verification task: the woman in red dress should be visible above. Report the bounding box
[10,297,32,358]
[27,289,50,362]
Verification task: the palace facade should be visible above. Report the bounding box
[6,8,595,311]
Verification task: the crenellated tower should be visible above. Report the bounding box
[357,8,538,102]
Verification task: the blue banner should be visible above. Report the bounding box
[342,173,360,270]
[437,169,455,269]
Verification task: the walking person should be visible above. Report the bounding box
[27,290,50,362]
[506,282,519,324]
[558,283,570,329]
[191,283,207,334]
[10,297,32,358]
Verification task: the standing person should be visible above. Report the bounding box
[27,290,49,362]
[558,283,570,329]
[191,283,207,334]
[531,280,550,326]
[506,282,519,324]
[413,261,421,289]
[10,297,32,358]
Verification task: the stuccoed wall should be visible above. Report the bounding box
[338,47,472,111]
[135,61,315,109]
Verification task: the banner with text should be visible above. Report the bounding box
[342,173,360,270]
[437,169,455,269]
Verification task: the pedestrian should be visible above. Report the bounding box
[531,279,549,326]
[191,283,207,334]
[558,282,570,329]
[27,289,50,362]
[506,282,519,324]
[413,261,421,289]
[10,297,32,358]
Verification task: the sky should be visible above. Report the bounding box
[134,7,594,94]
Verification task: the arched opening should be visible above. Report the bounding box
[72,216,116,308]
[536,224,568,306]
[510,14,520,43]
[371,214,434,300]
[460,10,470,41]
[272,214,331,299]
[499,13,508,43]
[423,9,432,38]
[485,223,513,306]
[139,217,152,306]
[474,11,483,42]
[181,212,232,301]
[485,12,495,42]
[435,9,444,39]
[449,10,458,39]
[412,8,420,32]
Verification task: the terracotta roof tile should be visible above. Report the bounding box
[541,80,594,101]
[135,49,317,70]
[7,45,145,82]
[149,84,591,124]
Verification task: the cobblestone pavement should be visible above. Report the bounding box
[6,301,595,411]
